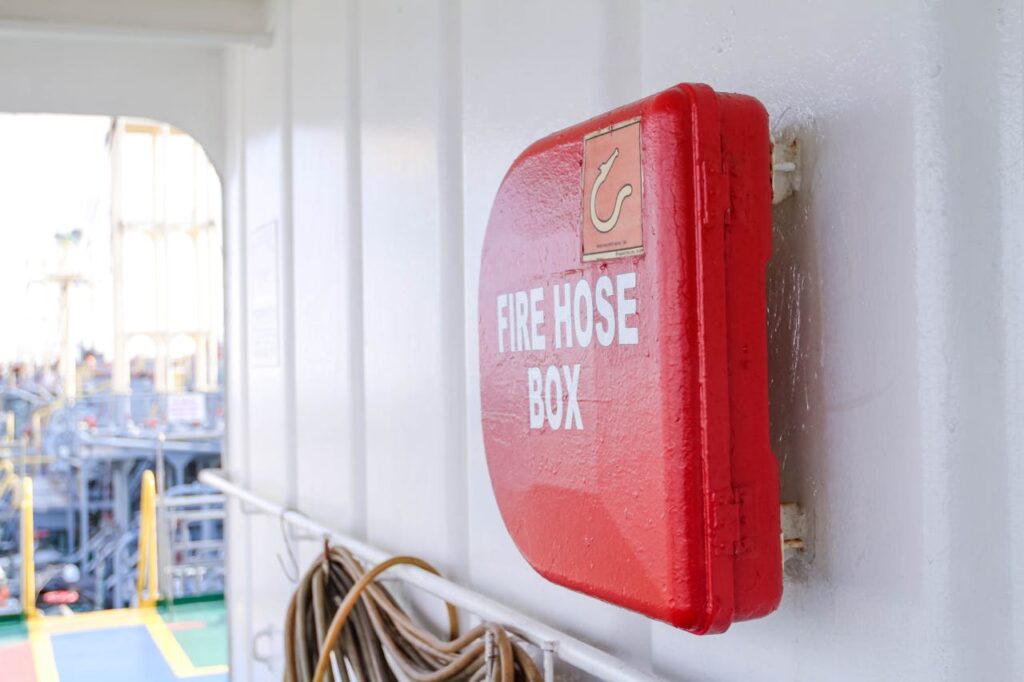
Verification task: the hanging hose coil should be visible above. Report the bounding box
[285,545,542,682]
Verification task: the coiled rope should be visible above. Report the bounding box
[285,545,542,682]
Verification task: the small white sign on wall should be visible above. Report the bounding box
[167,393,207,425]
[248,220,281,368]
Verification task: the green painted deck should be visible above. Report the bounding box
[159,599,229,669]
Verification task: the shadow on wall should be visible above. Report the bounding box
[767,109,824,583]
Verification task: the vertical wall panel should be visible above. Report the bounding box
[290,0,366,533]
[999,4,1024,675]
[460,0,653,667]
[359,0,467,570]
[910,1,1012,678]
[238,1,296,677]
[241,10,290,504]
[222,44,253,682]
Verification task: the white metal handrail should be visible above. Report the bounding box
[198,468,662,682]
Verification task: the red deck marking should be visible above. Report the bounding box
[165,619,205,632]
[0,640,38,681]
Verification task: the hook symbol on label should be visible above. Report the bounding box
[589,147,633,234]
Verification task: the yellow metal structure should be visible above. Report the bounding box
[136,470,159,607]
[21,476,35,618]
[0,459,18,500]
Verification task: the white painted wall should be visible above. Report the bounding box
[1,0,1021,679]
[0,33,225,169]
[221,1,1024,680]
[0,0,269,44]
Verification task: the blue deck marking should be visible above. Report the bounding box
[49,625,227,682]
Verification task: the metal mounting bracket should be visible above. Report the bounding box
[771,135,801,205]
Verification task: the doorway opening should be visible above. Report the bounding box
[0,114,228,680]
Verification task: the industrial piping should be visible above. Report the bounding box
[199,468,662,682]
[20,476,35,618]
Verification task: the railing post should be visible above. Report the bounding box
[155,432,173,608]
[21,476,35,618]
[136,469,159,607]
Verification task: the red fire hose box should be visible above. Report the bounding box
[478,83,782,634]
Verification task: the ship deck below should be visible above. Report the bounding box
[0,598,227,681]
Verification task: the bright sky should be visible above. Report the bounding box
[0,114,113,364]
[0,114,223,368]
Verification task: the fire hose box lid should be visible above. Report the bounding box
[478,83,782,633]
